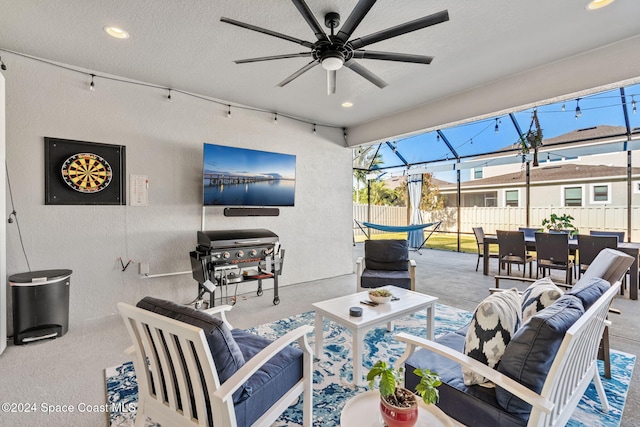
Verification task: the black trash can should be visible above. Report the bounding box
[9,269,72,345]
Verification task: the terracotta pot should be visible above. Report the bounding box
[379,389,419,427]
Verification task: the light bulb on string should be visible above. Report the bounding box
[0,56,6,71]
[313,124,316,134]
[227,105,231,118]
[274,113,278,124]
[494,118,500,133]
[89,74,95,91]
[167,88,172,102]
[561,103,565,112]
[632,96,637,114]
[575,98,581,119]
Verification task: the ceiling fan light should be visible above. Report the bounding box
[321,52,344,71]
[586,0,615,10]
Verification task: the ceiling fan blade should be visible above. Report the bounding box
[352,50,433,64]
[344,61,387,88]
[348,9,449,50]
[290,0,329,42]
[277,60,319,87]
[335,0,377,43]
[220,17,314,48]
[327,70,337,95]
[235,52,312,64]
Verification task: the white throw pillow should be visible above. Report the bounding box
[521,277,564,323]
[463,288,522,386]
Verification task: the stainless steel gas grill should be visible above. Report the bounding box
[189,228,284,307]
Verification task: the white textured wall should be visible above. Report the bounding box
[4,55,353,329]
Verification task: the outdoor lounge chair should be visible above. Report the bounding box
[397,248,633,427]
[356,239,416,292]
[118,297,313,427]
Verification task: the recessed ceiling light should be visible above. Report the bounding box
[104,26,129,39]
[586,0,615,10]
[342,102,354,108]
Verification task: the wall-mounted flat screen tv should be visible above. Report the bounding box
[203,143,296,206]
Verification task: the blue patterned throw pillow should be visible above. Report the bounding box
[463,288,522,386]
[521,277,564,323]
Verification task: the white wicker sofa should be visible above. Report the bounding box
[396,248,633,427]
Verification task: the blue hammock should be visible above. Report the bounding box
[355,220,442,253]
[361,221,439,233]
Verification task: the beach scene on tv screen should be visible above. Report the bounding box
[203,143,296,206]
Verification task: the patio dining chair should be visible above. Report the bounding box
[577,234,618,278]
[497,230,534,278]
[535,232,574,285]
[473,227,499,272]
[590,230,625,243]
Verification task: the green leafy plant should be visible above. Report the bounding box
[540,213,578,237]
[367,360,441,408]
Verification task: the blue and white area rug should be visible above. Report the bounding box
[105,304,634,427]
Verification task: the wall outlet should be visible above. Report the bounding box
[139,262,149,276]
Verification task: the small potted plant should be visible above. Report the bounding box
[367,360,441,427]
[541,213,578,237]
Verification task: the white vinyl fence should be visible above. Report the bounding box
[353,204,640,241]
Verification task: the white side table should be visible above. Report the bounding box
[340,390,455,427]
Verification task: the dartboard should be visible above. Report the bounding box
[61,152,113,193]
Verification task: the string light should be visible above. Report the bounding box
[89,74,95,91]
[561,102,565,112]
[632,95,637,114]
[226,105,231,118]
[0,56,6,71]
[343,128,347,142]
[167,88,172,102]
[273,112,278,124]
[494,118,500,133]
[313,123,316,134]
[575,98,581,119]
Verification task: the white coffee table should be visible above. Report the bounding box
[312,287,438,385]
[340,390,455,427]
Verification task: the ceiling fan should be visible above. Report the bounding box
[220,0,449,95]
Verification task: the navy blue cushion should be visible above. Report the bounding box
[231,330,304,427]
[364,240,409,271]
[496,295,585,415]
[136,297,247,402]
[565,277,609,310]
[405,327,527,427]
[361,269,411,289]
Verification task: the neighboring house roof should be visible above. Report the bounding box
[474,125,633,159]
[438,164,640,190]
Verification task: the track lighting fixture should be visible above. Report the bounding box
[167,89,172,102]
[575,98,581,119]
[89,74,95,91]
[0,56,6,71]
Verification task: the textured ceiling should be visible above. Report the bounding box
[1,0,640,132]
